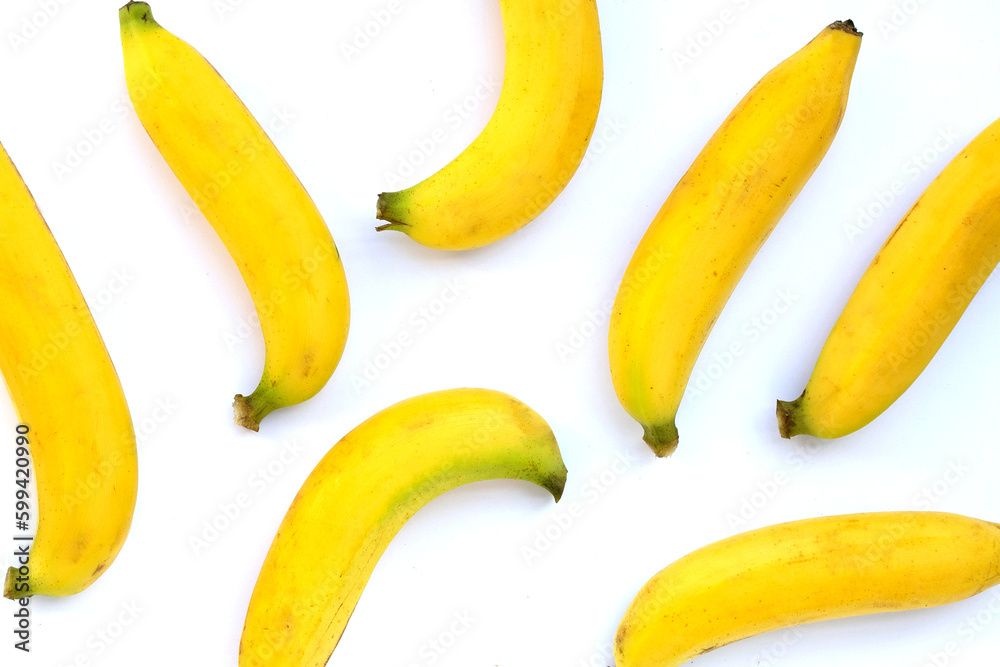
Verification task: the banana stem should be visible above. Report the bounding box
[642,422,679,458]
[233,392,277,432]
[776,396,805,439]
[3,567,21,600]
[375,222,410,233]
[375,192,412,234]
[119,1,158,29]
[829,19,862,36]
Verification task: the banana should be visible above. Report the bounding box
[778,116,1000,439]
[615,512,1000,667]
[239,388,566,666]
[608,21,862,456]
[0,142,137,598]
[120,2,350,431]
[375,0,603,250]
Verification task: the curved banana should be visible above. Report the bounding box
[608,21,862,457]
[779,116,1000,439]
[615,512,1000,667]
[375,0,603,250]
[120,2,350,431]
[0,142,137,599]
[239,388,567,666]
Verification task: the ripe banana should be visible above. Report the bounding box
[239,388,567,666]
[120,2,350,431]
[779,116,1000,439]
[615,512,1000,667]
[0,142,137,598]
[609,21,862,456]
[375,0,603,250]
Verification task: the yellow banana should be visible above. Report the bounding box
[239,388,566,666]
[615,512,1000,667]
[120,2,350,431]
[779,116,1000,439]
[609,21,862,456]
[375,0,603,250]
[0,142,137,598]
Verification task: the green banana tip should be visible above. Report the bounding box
[119,2,157,28]
[642,422,679,458]
[375,192,411,233]
[546,470,568,503]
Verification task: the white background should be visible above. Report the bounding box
[2,0,1000,665]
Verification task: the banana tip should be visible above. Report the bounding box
[375,192,411,234]
[830,19,862,37]
[3,567,20,600]
[119,1,154,22]
[233,395,261,432]
[375,193,388,220]
[547,475,567,503]
[776,398,800,439]
[642,422,679,458]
